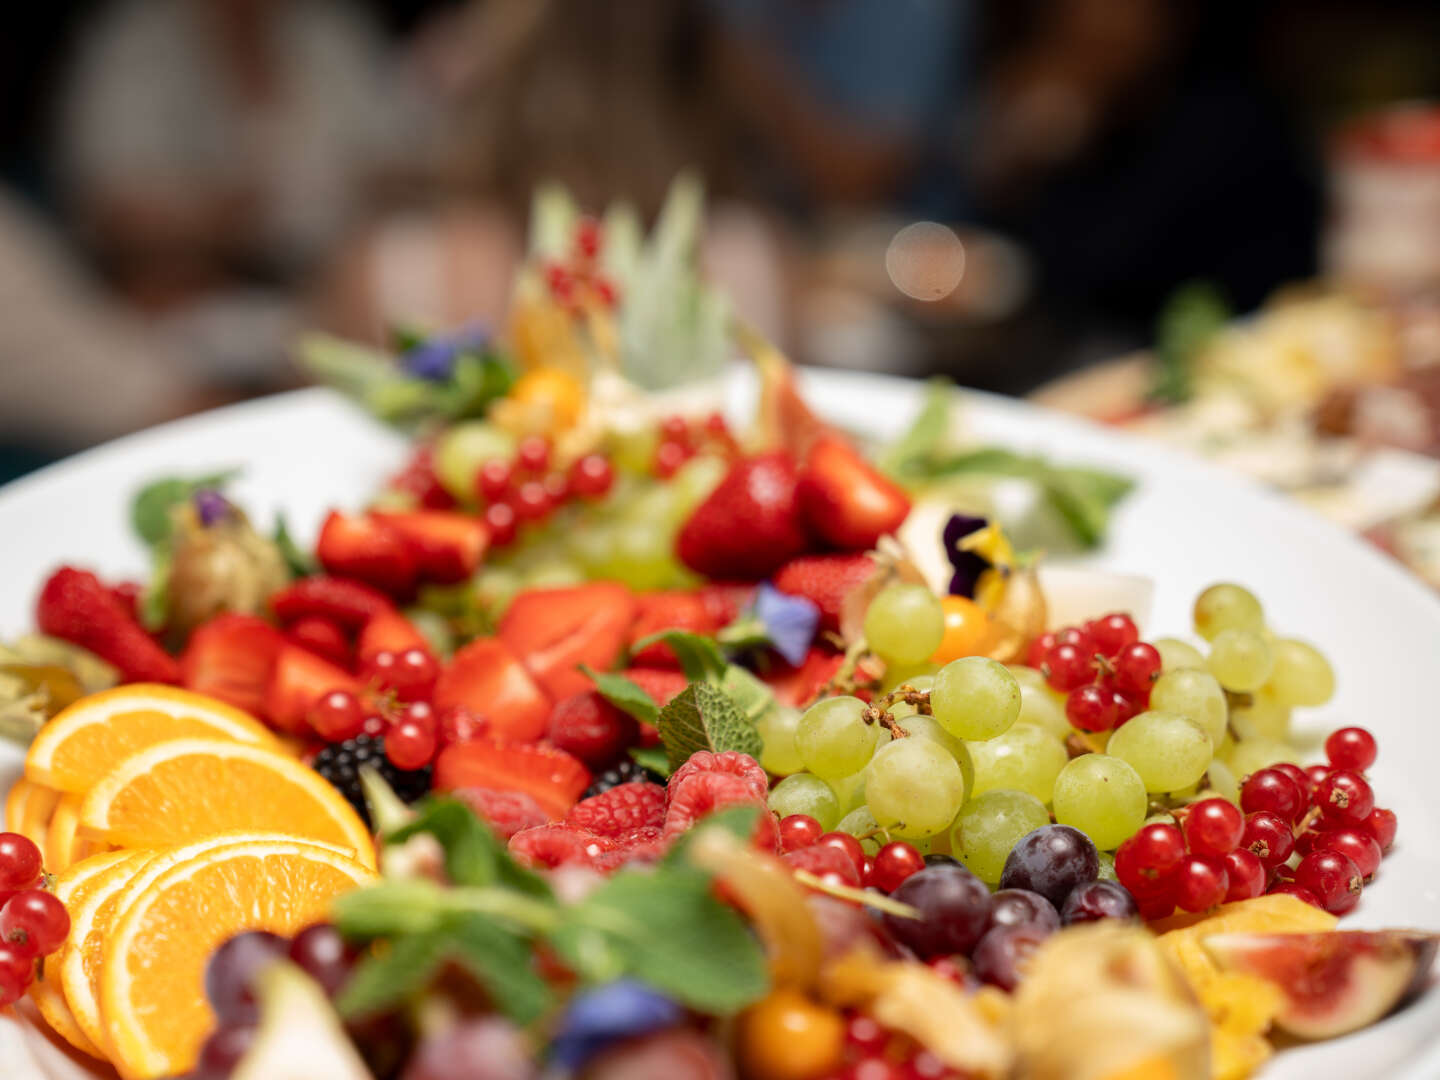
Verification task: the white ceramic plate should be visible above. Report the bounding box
[2,370,1439,1078]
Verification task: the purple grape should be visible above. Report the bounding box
[998,825,1099,908]
[288,924,355,996]
[881,864,991,959]
[922,853,959,868]
[204,931,288,1025]
[401,1017,536,1080]
[1060,879,1139,925]
[971,922,1054,991]
[986,888,1060,933]
[193,1024,255,1078]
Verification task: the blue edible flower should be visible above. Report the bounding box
[943,513,990,598]
[753,582,820,665]
[400,323,490,381]
[549,980,682,1069]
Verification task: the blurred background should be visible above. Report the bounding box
[2,0,1439,483]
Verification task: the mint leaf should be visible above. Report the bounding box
[631,630,727,683]
[449,914,553,1024]
[337,930,449,1018]
[656,682,762,772]
[582,666,659,727]
[719,665,780,729]
[272,513,315,578]
[332,879,448,938]
[139,546,171,632]
[549,867,768,1013]
[131,469,238,546]
[390,799,551,898]
[629,746,671,777]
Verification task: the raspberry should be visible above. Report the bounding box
[663,772,777,850]
[564,783,667,838]
[547,692,639,770]
[452,787,549,840]
[668,751,768,802]
[508,825,614,870]
[783,844,863,888]
[593,826,669,872]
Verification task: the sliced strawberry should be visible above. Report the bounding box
[270,576,393,629]
[36,566,181,684]
[180,614,285,716]
[371,510,489,584]
[796,436,910,550]
[628,592,718,668]
[498,583,637,701]
[433,637,552,743]
[618,668,689,707]
[435,740,590,821]
[763,647,844,708]
[356,609,433,665]
[284,616,352,669]
[697,582,757,627]
[316,511,417,597]
[676,453,809,579]
[264,644,362,735]
[772,553,878,632]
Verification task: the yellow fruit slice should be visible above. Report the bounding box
[79,738,375,868]
[27,684,277,794]
[100,836,375,1079]
[31,849,133,1059]
[5,776,60,851]
[59,848,158,1056]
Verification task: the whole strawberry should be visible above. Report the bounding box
[37,566,180,683]
[676,453,809,579]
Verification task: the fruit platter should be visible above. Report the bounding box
[2,182,1440,1080]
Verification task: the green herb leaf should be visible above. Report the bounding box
[139,547,172,632]
[1151,281,1231,405]
[336,929,449,1018]
[878,378,954,476]
[628,745,671,777]
[581,666,659,727]
[332,879,448,938]
[630,630,727,684]
[131,469,238,547]
[718,664,781,730]
[449,914,554,1024]
[272,513,315,578]
[656,682,762,772]
[390,799,551,898]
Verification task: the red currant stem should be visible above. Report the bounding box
[1295,805,1323,837]
[791,869,921,919]
[861,685,931,735]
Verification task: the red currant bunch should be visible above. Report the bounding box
[0,833,68,1007]
[1028,613,1159,734]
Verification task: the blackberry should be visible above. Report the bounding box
[582,757,664,799]
[311,734,432,828]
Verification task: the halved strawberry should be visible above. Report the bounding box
[434,740,590,821]
[433,637,552,743]
[371,510,489,584]
[316,511,417,597]
[270,575,393,629]
[762,647,844,708]
[796,436,910,550]
[499,583,637,700]
[180,614,285,717]
[628,592,718,668]
[284,616,352,669]
[356,609,433,665]
[264,644,362,735]
[772,553,878,633]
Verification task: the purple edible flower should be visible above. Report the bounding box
[753,582,820,665]
[193,489,231,526]
[401,323,490,381]
[943,512,990,598]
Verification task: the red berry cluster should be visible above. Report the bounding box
[831,1011,965,1080]
[388,445,456,510]
[475,437,615,546]
[777,815,926,896]
[1116,727,1393,918]
[544,217,618,311]
[1026,613,1159,732]
[0,833,70,1006]
[307,687,483,774]
[653,413,737,479]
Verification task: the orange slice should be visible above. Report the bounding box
[46,792,109,872]
[78,739,375,867]
[31,849,133,1059]
[5,776,60,851]
[27,684,277,794]
[99,835,375,1078]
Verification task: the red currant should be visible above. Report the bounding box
[860,857,875,885]
[1272,761,1311,795]
[703,411,730,438]
[1324,727,1377,772]
[1026,632,1058,669]
[574,216,602,259]
[1316,828,1382,880]
[476,458,513,503]
[368,648,437,703]
[568,454,614,499]
[542,472,570,505]
[437,705,487,747]
[361,714,387,737]
[869,842,925,893]
[815,832,866,876]
[1135,891,1176,920]
[778,814,824,853]
[511,480,552,522]
[308,690,364,742]
[1173,855,1229,912]
[385,720,437,771]
[0,942,33,1006]
[845,1013,889,1055]
[1221,849,1266,901]
[484,501,517,546]
[1065,684,1118,732]
[1182,798,1245,857]
[545,262,574,300]
[1113,642,1162,696]
[0,889,70,957]
[1294,850,1363,914]
[1111,689,1145,724]
[516,436,551,475]
[1054,626,1093,651]
[1240,811,1295,869]
[659,415,691,446]
[1044,643,1092,692]
[1303,763,1333,791]
[0,834,42,891]
[653,440,689,479]
[1363,806,1397,852]
[398,700,437,737]
[1239,768,1305,824]
[1267,881,1323,907]
[1314,770,1374,826]
[592,276,618,307]
[1115,822,1186,895]
[1088,613,1139,657]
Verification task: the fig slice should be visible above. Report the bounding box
[1203,930,1439,1040]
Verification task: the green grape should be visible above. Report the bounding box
[881,660,939,692]
[1265,639,1335,707]
[1106,710,1213,793]
[866,738,966,839]
[1193,583,1264,641]
[603,521,682,590]
[931,657,1021,740]
[1149,668,1227,746]
[609,426,659,475]
[1201,758,1240,804]
[1153,637,1206,672]
[796,696,880,779]
[671,454,728,513]
[864,584,945,666]
[768,773,841,830]
[891,712,975,797]
[968,725,1067,803]
[1013,682,1071,740]
[1223,736,1292,779]
[1096,851,1118,882]
[1229,690,1291,741]
[1006,665,1048,691]
[1051,754,1147,851]
[757,705,805,776]
[522,560,586,588]
[836,805,883,854]
[566,519,618,572]
[1208,629,1275,692]
[828,769,869,816]
[434,421,516,502]
[475,565,524,619]
[951,790,1049,885]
